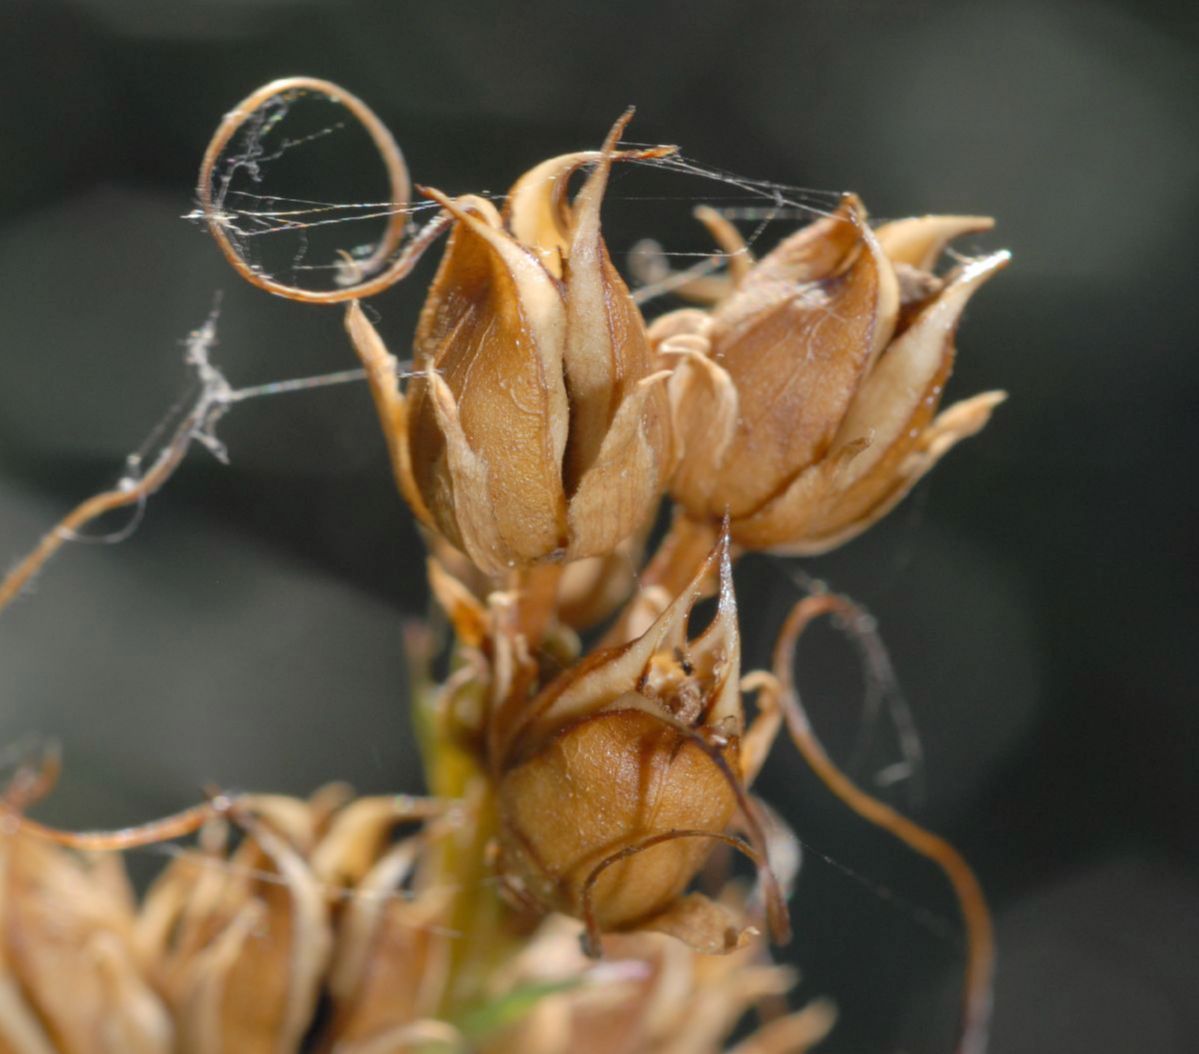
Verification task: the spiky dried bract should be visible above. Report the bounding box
[0,792,455,1054]
[392,113,673,575]
[143,806,334,1053]
[664,198,1007,553]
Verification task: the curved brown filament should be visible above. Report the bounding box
[1,785,455,857]
[197,76,447,303]
[773,594,993,1054]
[670,721,791,947]
[579,829,760,959]
[779,565,925,804]
[0,380,221,617]
[3,799,233,852]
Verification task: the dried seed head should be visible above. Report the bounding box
[494,541,769,950]
[127,792,449,1053]
[665,198,1008,553]
[139,805,333,1054]
[398,112,674,574]
[0,785,817,1053]
[0,834,172,1053]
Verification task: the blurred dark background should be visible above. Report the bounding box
[0,1,1195,1051]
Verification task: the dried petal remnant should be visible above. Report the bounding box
[140,810,333,1054]
[484,917,834,1054]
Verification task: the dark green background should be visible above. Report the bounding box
[0,1,1196,1051]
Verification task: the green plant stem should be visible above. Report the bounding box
[405,624,519,1021]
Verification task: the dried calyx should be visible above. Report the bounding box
[661,196,1008,553]
[366,110,676,575]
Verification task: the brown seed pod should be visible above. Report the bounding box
[344,113,677,575]
[490,539,788,956]
[661,197,1008,554]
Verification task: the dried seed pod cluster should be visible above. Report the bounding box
[0,77,1009,1054]
[338,96,1004,964]
[241,80,1004,1049]
[0,793,830,1053]
[346,145,1006,575]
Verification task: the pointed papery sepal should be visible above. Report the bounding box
[875,214,995,271]
[407,189,570,569]
[831,250,1010,492]
[561,110,664,490]
[344,300,434,529]
[567,372,671,560]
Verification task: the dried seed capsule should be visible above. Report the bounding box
[138,806,332,1053]
[665,198,1008,553]
[397,113,674,575]
[493,541,784,954]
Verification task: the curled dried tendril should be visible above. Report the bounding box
[771,591,994,1054]
[0,314,229,615]
[0,309,381,619]
[196,76,450,303]
[0,740,235,851]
